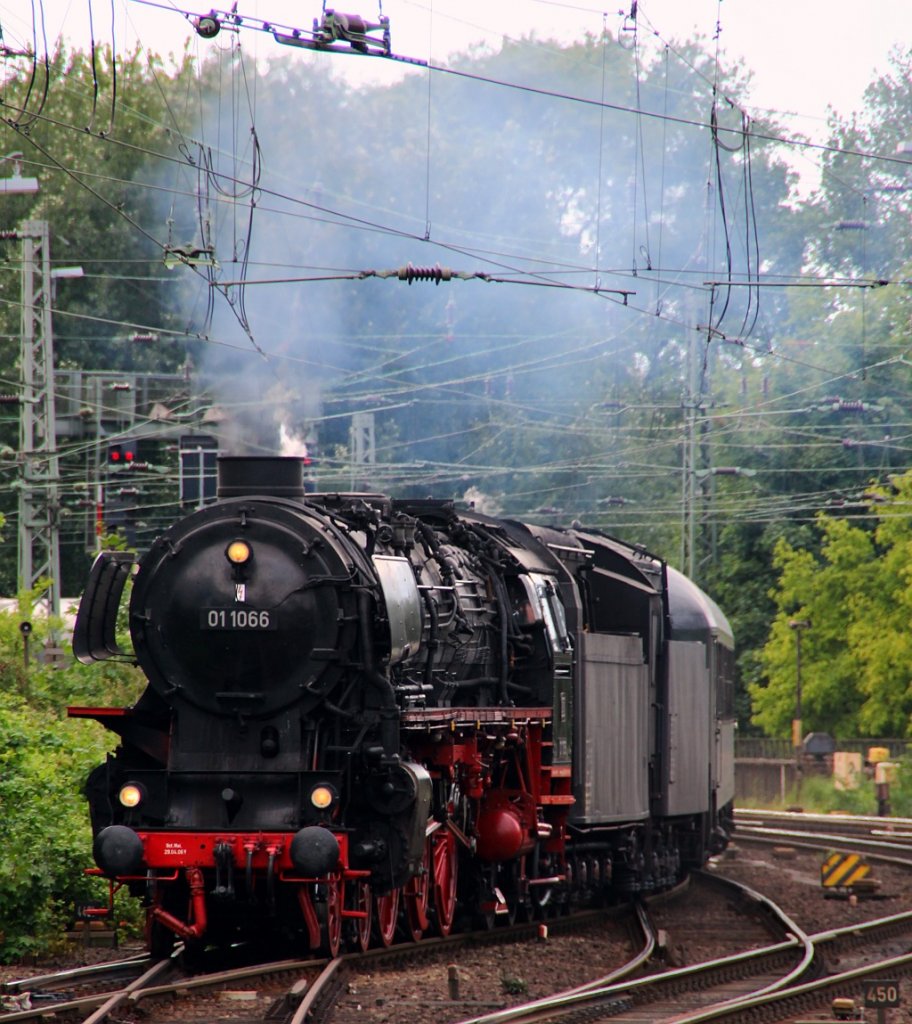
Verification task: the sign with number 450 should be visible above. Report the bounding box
[864,980,901,1008]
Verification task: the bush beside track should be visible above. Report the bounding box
[0,596,144,960]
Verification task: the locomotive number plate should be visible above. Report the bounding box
[200,608,276,630]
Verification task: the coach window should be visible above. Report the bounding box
[534,576,572,654]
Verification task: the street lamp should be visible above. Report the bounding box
[50,265,84,300]
[788,619,811,744]
[0,152,39,195]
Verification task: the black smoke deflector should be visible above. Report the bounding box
[72,550,136,663]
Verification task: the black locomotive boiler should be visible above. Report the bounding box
[71,456,734,957]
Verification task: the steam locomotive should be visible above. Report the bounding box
[71,456,734,958]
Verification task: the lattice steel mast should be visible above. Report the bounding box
[18,219,61,617]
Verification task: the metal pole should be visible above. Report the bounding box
[794,627,802,726]
[788,618,811,801]
[18,219,61,619]
[788,619,811,741]
[351,411,375,491]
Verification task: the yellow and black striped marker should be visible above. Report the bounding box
[820,851,871,888]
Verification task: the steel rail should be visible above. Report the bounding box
[128,955,326,1001]
[652,817,912,1023]
[91,913,618,1024]
[734,808,912,833]
[450,901,658,1024]
[559,900,655,996]
[482,909,912,1024]
[0,962,172,1024]
[452,872,808,1024]
[454,943,802,1024]
[288,959,345,1024]
[733,824,912,867]
[735,810,912,850]
[0,907,616,1024]
[662,948,912,1023]
[80,959,174,1024]
[1,954,151,996]
[0,955,325,1024]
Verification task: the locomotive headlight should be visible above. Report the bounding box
[309,784,337,811]
[118,782,145,808]
[226,540,252,565]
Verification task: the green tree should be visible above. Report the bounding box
[0,44,200,372]
[0,44,205,593]
[752,472,912,738]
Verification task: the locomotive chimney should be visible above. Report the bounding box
[217,456,306,499]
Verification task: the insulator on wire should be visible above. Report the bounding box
[397,263,452,285]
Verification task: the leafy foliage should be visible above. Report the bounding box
[765,758,912,818]
[0,45,204,594]
[0,594,143,960]
[753,472,912,738]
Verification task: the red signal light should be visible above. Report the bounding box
[108,444,136,465]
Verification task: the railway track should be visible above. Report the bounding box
[1,954,152,1003]
[658,941,912,1024]
[0,878,820,1024]
[734,807,912,867]
[443,872,807,1024]
[0,908,627,1024]
[427,870,912,1024]
[0,956,175,1021]
[0,953,326,1024]
[318,824,912,1024]
[7,813,912,1024]
[735,807,912,839]
[735,807,912,848]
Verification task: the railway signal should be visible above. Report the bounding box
[107,442,135,466]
